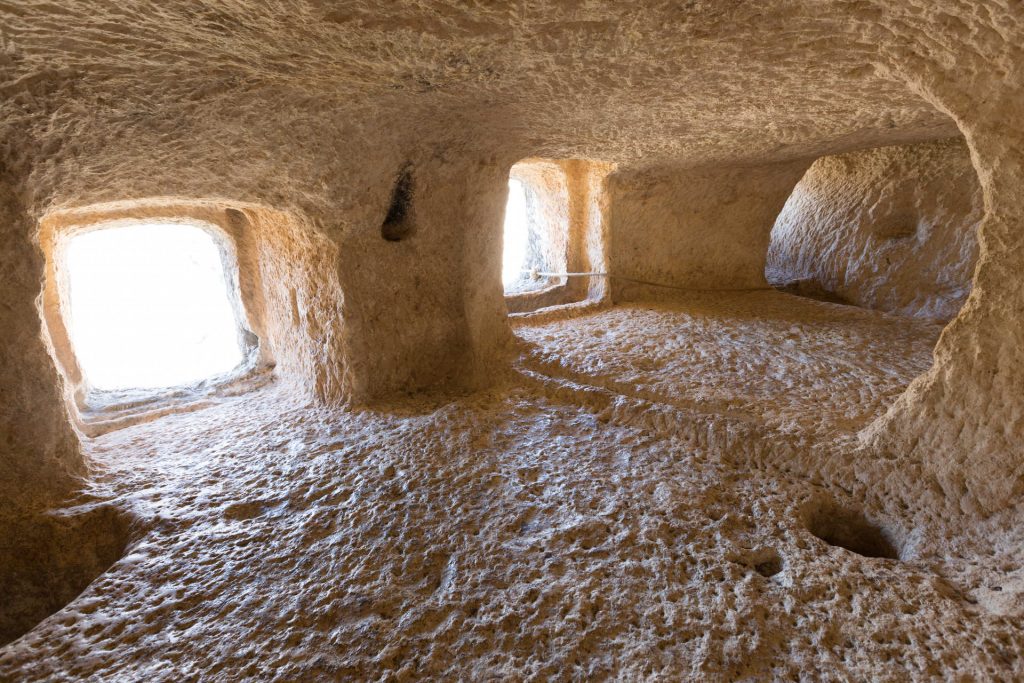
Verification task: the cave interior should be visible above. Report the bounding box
[1,2,1023,680]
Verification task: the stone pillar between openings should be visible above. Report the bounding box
[336,154,513,401]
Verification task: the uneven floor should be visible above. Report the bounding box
[2,292,1022,681]
[515,292,944,438]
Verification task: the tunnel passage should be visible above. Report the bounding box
[766,136,983,321]
[502,159,614,314]
[513,143,965,438]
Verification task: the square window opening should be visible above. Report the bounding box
[62,222,248,393]
[38,209,272,434]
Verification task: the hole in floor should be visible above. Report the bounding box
[753,550,784,577]
[0,505,132,647]
[805,503,900,560]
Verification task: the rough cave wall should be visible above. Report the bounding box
[607,161,810,301]
[337,156,511,400]
[767,138,982,320]
[243,207,349,402]
[0,156,83,513]
[577,160,616,303]
[858,3,1024,516]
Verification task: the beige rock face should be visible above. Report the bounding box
[1,0,1023,679]
[767,138,982,319]
[0,173,83,512]
[608,161,810,300]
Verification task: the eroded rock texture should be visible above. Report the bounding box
[608,161,810,300]
[3,296,1024,680]
[1,1,1023,680]
[767,138,982,319]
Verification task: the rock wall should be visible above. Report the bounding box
[232,205,349,402]
[856,3,1024,516]
[0,152,84,513]
[607,161,810,301]
[338,155,512,399]
[767,138,982,320]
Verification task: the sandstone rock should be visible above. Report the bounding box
[0,1,1021,679]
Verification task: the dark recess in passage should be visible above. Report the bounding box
[805,503,900,560]
[382,166,415,242]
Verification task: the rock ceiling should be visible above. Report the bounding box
[3,1,958,170]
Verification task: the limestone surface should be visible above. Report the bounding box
[3,294,1023,681]
[1,1,1023,680]
[767,138,983,320]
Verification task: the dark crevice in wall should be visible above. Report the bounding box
[381,166,415,242]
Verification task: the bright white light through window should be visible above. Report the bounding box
[502,178,530,288]
[65,223,245,391]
